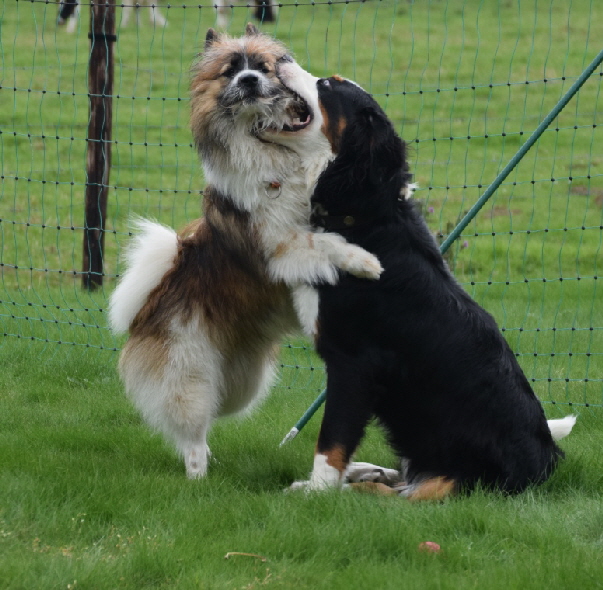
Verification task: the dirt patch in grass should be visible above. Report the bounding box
[488,206,522,218]
[570,185,603,207]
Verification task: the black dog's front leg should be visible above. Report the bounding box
[299,368,376,490]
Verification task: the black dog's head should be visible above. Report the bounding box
[312,76,412,231]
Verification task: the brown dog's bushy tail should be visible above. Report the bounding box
[109,219,179,334]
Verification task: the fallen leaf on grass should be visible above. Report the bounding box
[418,541,441,553]
[224,552,267,562]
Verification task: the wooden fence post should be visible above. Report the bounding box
[82,0,116,290]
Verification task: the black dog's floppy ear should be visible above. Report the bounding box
[353,106,403,185]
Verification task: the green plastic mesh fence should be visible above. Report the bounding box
[1,0,602,408]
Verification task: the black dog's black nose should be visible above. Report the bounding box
[238,73,259,88]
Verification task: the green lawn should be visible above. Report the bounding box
[1,0,603,587]
[1,340,603,589]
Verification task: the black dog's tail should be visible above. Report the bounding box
[547,416,576,440]
[57,0,78,24]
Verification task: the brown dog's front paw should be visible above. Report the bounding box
[343,248,383,280]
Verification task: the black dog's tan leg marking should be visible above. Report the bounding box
[306,445,348,489]
[321,444,347,472]
[401,477,457,502]
[289,445,348,491]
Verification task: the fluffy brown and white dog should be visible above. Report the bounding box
[109,26,382,478]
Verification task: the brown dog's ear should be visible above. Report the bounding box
[245,23,260,36]
[205,28,219,50]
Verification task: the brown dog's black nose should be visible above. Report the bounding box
[238,73,260,88]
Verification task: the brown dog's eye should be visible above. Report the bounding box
[260,64,271,74]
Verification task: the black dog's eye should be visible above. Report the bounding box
[318,78,331,89]
[277,54,294,64]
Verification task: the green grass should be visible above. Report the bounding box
[2,1,603,587]
[1,341,603,589]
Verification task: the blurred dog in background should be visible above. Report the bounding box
[57,0,278,33]
[215,0,278,29]
[57,0,167,32]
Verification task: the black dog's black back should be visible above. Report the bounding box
[311,77,563,494]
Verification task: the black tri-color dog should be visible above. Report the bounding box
[291,75,576,500]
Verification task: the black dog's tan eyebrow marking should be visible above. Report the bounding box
[319,105,347,153]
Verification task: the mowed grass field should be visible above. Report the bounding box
[2,0,603,588]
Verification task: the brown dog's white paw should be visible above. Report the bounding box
[342,247,383,280]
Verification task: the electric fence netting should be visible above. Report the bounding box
[1,1,602,412]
